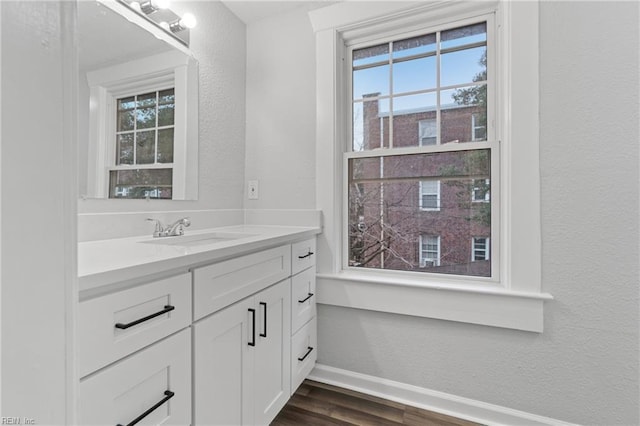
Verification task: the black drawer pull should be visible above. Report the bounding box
[248,308,256,346]
[116,390,175,426]
[298,346,314,362]
[259,302,267,338]
[115,305,175,330]
[298,293,314,303]
[298,251,314,259]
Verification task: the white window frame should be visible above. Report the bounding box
[419,180,441,211]
[86,50,198,200]
[310,1,551,332]
[419,235,441,267]
[472,237,490,261]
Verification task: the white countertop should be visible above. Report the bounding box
[78,225,321,292]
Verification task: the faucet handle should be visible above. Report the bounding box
[146,218,165,237]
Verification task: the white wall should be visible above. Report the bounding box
[78,0,247,215]
[1,2,76,422]
[244,1,639,424]
[244,5,317,210]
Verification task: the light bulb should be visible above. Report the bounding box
[129,1,142,12]
[154,0,170,9]
[159,21,171,31]
[179,13,197,29]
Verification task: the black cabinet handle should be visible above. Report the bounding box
[297,346,314,362]
[259,302,267,338]
[248,308,256,346]
[298,292,314,303]
[298,251,314,259]
[115,305,175,330]
[116,390,175,426]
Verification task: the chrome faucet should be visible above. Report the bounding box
[146,217,191,238]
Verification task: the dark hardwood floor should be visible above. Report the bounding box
[271,380,483,426]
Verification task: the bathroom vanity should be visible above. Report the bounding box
[77,225,319,425]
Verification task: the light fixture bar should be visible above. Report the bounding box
[117,0,195,46]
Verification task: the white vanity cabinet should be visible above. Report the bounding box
[193,279,291,425]
[78,230,318,426]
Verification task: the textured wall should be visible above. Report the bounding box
[244,5,317,210]
[315,2,639,424]
[78,1,247,214]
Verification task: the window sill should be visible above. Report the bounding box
[316,271,552,332]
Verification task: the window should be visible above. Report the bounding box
[472,237,490,261]
[471,112,487,141]
[419,180,440,210]
[472,179,491,202]
[348,19,495,277]
[420,235,440,267]
[311,1,548,332]
[419,119,437,146]
[110,89,176,199]
[86,51,199,200]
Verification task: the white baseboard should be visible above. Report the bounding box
[308,364,578,426]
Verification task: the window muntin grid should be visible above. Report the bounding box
[346,17,496,279]
[110,88,175,199]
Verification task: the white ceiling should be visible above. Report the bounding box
[221,1,337,25]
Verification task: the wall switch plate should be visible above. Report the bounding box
[248,180,259,200]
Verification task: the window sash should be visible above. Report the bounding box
[344,13,498,280]
[349,14,494,152]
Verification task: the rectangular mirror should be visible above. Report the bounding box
[78,0,199,200]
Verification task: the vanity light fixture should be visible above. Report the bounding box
[138,0,170,15]
[167,13,197,32]
[118,0,196,46]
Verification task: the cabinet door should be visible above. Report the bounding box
[253,280,291,425]
[194,298,255,426]
[79,329,191,426]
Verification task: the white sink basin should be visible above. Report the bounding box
[140,232,256,247]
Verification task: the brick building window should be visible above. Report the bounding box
[472,237,490,261]
[472,179,490,202]
[472,112,487,141]
[420,235,441,267]
[348,18,496,277]
[419,119,437,146]
[419,180,440,211]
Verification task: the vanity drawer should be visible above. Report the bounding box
[193,244,291,320]
[79,329,191,426]
[291,266,316,334]
[78,273,191,377]
[291,238,316,275]
[291,317,317,393]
